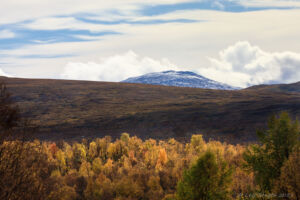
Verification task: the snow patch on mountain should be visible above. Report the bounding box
[122,70,239,90]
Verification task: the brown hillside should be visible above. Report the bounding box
[1,76,299,143]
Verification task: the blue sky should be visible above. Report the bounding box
[0,0,300,87]
[140,0,296,15]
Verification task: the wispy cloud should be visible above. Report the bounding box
[0,14,198,51]
[0,29,15,39]
[0,24,119,50]
[75,17,199,25]
[18,54,75,59]
[140,0,298,16]
[0,0,195,25]
[239,0,300,8]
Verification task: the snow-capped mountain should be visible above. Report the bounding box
[122,70,239,90]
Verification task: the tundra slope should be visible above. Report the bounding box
[1,76,299,143]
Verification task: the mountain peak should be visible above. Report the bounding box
[122,70,239,90]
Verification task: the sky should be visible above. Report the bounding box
[0,0,300,88]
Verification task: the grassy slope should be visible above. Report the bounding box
[1,76,299,143]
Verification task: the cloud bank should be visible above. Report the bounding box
[0,68,11,77]
[198,41,300,88]
[61,51,178,81]
[61,42,300,88]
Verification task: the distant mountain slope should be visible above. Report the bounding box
[245,81,300,93]
[122,70,239,90]
[0,76,299,143]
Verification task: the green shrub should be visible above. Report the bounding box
[243,112,299,192]
[176,151,232,200]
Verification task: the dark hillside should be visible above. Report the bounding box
[1,76,299,143]
[245,81,300,93]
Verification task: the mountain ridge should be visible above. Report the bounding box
[122,70,239,90]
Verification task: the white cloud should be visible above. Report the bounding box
[198,41,300,88]
[0,29,15,39]
[0,68,12,77]
[61,51,178,81]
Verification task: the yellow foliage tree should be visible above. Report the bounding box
[88,141,98,161]
[156,148,168,171]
